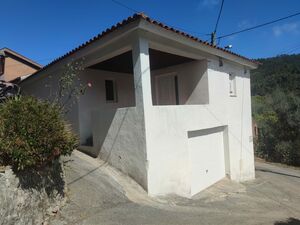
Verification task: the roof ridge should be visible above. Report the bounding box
[0,47,42,68]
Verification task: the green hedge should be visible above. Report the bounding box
[0,96,78,170]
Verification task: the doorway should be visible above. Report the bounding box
[155,73,179,105]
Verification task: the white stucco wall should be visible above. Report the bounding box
[78,69,135,147]
[206,59,255,181]
[96,107,148,188]
[77,69,148,188]
[144,57,254,197]
[145,105,229,197]
[151,60,209,105]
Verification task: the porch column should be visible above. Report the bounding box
[132,37,152,109]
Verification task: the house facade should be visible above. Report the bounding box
[20,13,258,197]
[0,48,41,82]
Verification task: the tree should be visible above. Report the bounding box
[252,54,300,166]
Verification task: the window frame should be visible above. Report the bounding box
[0,56,5,76]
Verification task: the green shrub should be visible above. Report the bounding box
[274,141,294,165]
[0,96,78,170]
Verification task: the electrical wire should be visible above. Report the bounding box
[109,0,209,37]
[218,11,300,39]
[284,45,300,55]
[110,0,139,13]
[279,42,300,55]
[214,0,225,33]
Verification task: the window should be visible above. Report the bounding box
[229,73,237,96]
[105,80,117,102]
[0,56,4,76]
[174,75,179,105]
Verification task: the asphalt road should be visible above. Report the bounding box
[50,151,300,225]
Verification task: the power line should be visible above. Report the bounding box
[110,0,139,13]
[283,45,300,55]
[218,11,300,39]
[214,0,225,33]
[277,41,300,55]
[109,0,209,37]
[210,0,225,45]
[278,44,298,55]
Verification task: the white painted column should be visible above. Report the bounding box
[131,36,153,192]
[132,37,153,109]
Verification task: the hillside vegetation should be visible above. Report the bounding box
[251,54,300,166]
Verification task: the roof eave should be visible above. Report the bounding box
[137,18,258,69]
[21,13,259,85]
[0,47,42,69]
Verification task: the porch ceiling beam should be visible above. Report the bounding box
[84,44,132,69]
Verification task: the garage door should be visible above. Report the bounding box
[188,127,226,195]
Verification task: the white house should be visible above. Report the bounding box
[20,13,258,197]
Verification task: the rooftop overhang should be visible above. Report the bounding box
[21,14,258,85]
[82,18,258,70]
[136,19,258,69]
[84,21,257,72]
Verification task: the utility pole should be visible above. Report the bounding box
[211,32,216,46]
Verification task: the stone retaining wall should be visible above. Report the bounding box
[0,161,66,225]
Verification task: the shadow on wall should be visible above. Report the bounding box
[15,160,65,197]
[88,107,119,157]
[274,218,300,225]
[151,60,209,105]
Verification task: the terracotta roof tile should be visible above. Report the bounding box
[24,13,258,82]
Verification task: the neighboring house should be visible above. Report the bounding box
[0,47,41,82]
[20,13,258,197]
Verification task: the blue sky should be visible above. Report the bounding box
[2,0,300,65]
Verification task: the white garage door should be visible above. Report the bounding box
[188,128,226,195]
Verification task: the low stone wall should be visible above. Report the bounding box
[0,161,66,225]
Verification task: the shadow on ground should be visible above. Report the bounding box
[16,160,65,197]
[274,217,300,225]
[256,168,300,179]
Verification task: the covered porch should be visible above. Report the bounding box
[78,34,212,150]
